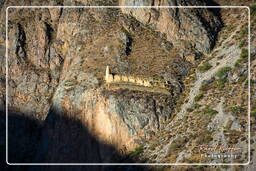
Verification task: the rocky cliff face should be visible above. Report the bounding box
[119,0,222,56]
[129,3,256,170]
[3,0,253,169]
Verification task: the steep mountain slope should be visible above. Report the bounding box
[0,0,255,170]
[0,0,222,165]
[130,3,256,171]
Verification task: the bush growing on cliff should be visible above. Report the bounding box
[194,94,204,102]
[251,104,256,119]
[239,40,245,48]
[187,107,194,112]
[238,75,247,84]
[230,106,245,115]
[201,106,218,117]
[235,49,248,67]
[167,137,187,153]
[215,67,231,78]
[252,110,256,118]
[192,103,201,109]
[129,145,144,157]
[198,62,212,73]
[196,131,213,143]
[251,4,256,16]
[240,48,248,59]
[235,58,246,67]
[215,78,228,89]
[200,83,210,92]
[240,27,248,38]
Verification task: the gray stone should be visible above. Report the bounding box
[202,78,215,85]
[231,120,241,131]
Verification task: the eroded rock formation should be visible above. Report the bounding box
[0,0,223,165]
[119,0,222,56]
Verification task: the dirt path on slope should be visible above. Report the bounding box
[176,25,243,120]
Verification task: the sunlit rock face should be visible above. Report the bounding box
[119,0,222,55]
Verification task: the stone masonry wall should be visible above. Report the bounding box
[105,66,168,89]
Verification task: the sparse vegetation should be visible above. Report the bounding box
[240,27,248,38]
[211,67,231,89]
[226,25,234,32]
[235,49,248,67]
[149,142,158,151]
[129,145,144,157]
[251,4,256,16]
[200,83,210,92]
[175,94,187,111]
[235,58,245,67]
[238,75,247,84]
[240,48,249,59]
[196,131,213,144]
[251,104,256,118]
[239,40,245,48]
[194,94,204,102]
[192,103,201,109]
[230,106,245,115]
[198,62,212,73]
[167,137,187,153]
[215,67,231,78]
[252,109,256,118]
[215,78,228,89]
[201,106,218,117]
[187,107,194,112]
[195,165,207,170]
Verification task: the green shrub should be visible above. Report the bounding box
[238,76,247,84]
[252,110,256,118]
[239,40,245,48]
[149,142,158,151]
[129,145,144,157]
[192,103,201,109]
[230,106,245,114]
[240,27,248,37]
[240,49,248,59]
[198,135,213,144]
[187,107,194,112]
[235,49,248,67]
[245,79,250,86]
[196,131,213,143]
[196,165,206,170]
[251,4,256,16]
[198,62,212,73]
[168,137,187,152]
[202,106,218,117]
[216,78,228,89]
[200,83,210,92]
[226,25,233,32]
[251,104,256,118]
[215,67,231,78]
[235,58,245,67]
[194,94,204,102]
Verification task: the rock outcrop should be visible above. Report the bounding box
[119,0,222,56]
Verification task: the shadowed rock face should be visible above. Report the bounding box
[2,110,146,170]
[0,0,222,165]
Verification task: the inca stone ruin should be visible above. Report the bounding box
[105,66,170,90]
